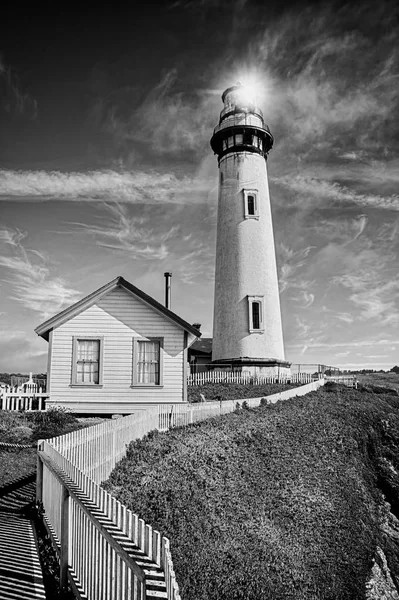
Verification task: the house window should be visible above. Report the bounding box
[243,189,259,219]
[133,338,163,386]
[72,337,103,386]
[248,296,264,332]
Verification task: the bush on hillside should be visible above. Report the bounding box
[0,407,79,444]
[104,386,399,600]
[27,407,78,440]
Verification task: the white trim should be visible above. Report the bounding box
[243,189,259,219]
[71,336,104,386]
[132,337,164,387]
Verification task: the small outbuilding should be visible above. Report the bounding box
[35,276,201,414]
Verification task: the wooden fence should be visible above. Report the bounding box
[187,371,317,386]
[37,379,325,600]
[0,385,48,411]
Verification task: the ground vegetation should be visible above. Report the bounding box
[104,382,399,600]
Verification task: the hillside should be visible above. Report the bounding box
[104,384,399,600]
[357,372,399,394]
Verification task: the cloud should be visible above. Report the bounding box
[334,312,354,325]
[255,2,399,157]
[90,68,220,157]
[0,168,213,204]
[278,243,316,293]
[333,274,399,325]
[0,226,81,319]
[0,55,37,118]
[0,331,48,372]
[296,291,315,308]
[69,203,176,260]
[274,176,399,211]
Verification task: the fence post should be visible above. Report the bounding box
[36,442,44,503]
[60,485,70,592]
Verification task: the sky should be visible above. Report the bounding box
[0,0,398,373]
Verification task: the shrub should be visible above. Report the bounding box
[104,385,399,600]
[28,406,78,440]
[188,382,295,403]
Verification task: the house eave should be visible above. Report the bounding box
[35,276,202,341]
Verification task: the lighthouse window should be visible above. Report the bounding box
[223,139,228,151]
[247,195,255,215]
[252,302,260,330]
[235,133,243,145]
[243,131,253,145]
[243,189,259,219]
[248,296,264,332]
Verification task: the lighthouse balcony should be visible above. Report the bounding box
[219,104,264,122]
[213,113,267,134]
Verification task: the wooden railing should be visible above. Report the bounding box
[37,379,326,599]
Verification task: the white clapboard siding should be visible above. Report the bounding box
[50,287,186,410]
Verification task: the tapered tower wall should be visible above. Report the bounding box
[212,151,285,362]
[210,84,289,374]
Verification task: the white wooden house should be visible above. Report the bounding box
[35,276,201,414]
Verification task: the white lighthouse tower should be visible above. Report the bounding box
[210,83,290,377]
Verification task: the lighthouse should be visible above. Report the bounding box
[210,83,290,377]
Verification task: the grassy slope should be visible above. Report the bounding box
[357,372,399,394]
[187,382,296,403]
[104,384,399,600]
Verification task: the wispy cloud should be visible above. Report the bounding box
[333,274,399,326]
[0,169,212,204]
[0,226,80,319]
[0,55,37,118]
[295,291,315,308]
[69,203,176,260]
[90,68,219,157]
[274,176,399,211]
[278,243,316,293]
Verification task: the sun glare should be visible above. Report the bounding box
[236,76,262,105]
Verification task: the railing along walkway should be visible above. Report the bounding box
[0,475,46,600]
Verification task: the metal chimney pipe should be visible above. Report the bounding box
[164,272,172,309]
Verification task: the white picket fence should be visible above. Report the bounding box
[37,379,325,600]
[0,384,49,411]
[187,371,317,386]
[0,385,48,411]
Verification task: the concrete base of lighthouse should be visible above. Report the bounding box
[210,358,291,379]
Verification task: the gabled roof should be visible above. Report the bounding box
[189,338,213,355]
[35,276,202,341]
